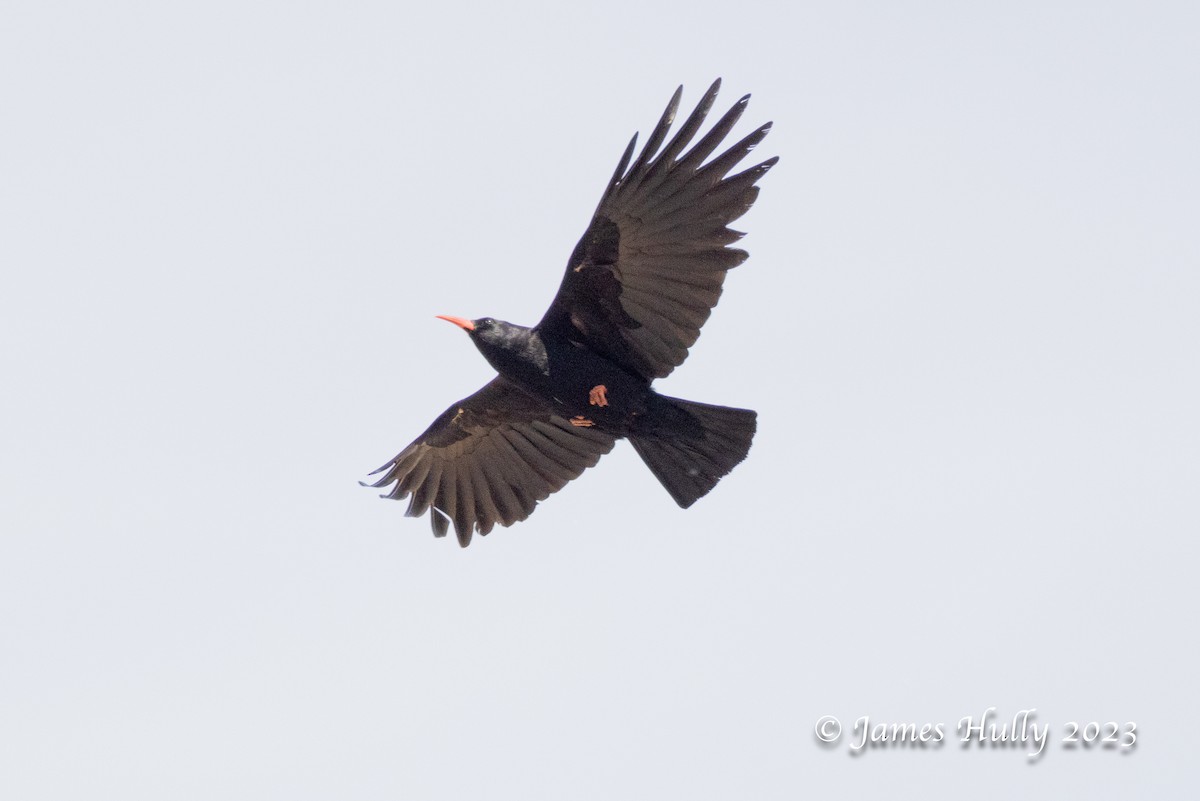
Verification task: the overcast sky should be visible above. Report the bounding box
[2,1,1197,798]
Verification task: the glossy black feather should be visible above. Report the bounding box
[369,81,774,545]
[365,377,615,545]
[538,79,777,380]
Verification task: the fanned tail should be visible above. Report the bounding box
[629,396,756,508]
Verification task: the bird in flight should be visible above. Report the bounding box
[365,79,777,546]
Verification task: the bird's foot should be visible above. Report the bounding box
[569,415,596,427]
[588,385,608,407]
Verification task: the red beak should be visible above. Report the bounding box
[436,315,475,332]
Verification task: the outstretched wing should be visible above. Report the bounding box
[364,376,616,546]
[537,79,778,380]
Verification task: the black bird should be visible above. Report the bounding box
[366,79,777,546]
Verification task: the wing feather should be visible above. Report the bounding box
[364,377,616,546]
[538,80,776,380]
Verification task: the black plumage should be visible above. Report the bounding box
[365,80,777,546]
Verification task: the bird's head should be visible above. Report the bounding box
[435,315,502,337]
[435,315,524,351]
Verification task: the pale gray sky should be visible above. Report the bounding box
[2,1,1197,798]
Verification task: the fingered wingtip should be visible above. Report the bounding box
[701,79,724,106]
[664,85,684,120]
[365,460,393,477]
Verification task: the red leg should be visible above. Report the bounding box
[588,385,608,407]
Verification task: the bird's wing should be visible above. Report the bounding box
[536,79,777,380]
[364,376,616,546]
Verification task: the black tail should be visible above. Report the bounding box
[628,395,757,508]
